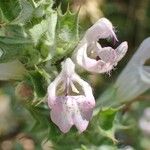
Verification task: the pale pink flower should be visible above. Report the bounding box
[75,18,128,73]
[116,37,150,101]
[48,58,95,133]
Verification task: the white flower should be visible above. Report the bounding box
[47,58,95,133]
[115,37,150,101]
[74,18,128,73]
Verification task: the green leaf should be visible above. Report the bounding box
[96,107,119,143]
[1,25,28,38]
[77,145,117,150]
[51,9,79,66]
[28,70,46,98]
[29,19,48,45]
[0,36,31,44]
[25,103,53,145]
[11,0,33,25]
[46,11,57,46]
[29,11,57,46]
[60,0,70,14]
[99,108,118,130]
[0,42,31,63]
[27,104,50,130]
[56,10,79,44]
[33,5,45,18]
[0,25,40,64]
[26,103,60,142]
[0,0,21,21]
[0,7,7,23]
[53,0,70,13]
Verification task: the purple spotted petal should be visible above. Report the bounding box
[97,47,117,63]
[50,96,73,133]
[50,96,94,133]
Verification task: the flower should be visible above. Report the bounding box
[115,37,150,101]
[47,58,95,133]
[74,18,128,73]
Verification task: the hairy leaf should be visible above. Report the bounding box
[0,0,21,21]
[11,0,33,25]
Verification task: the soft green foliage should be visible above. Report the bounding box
[97,108,119,143]
[51,9,79,66]
[11,0,33,25]
[28,71,46,98]
[0,0,21,22]
[0,0,150,150]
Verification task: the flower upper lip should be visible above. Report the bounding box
[85,17,118,43]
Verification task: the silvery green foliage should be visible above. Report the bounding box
[115,38,150,102]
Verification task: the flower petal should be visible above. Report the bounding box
[115,41,128,62]
[76,96,94,121]
[97,47,117,63]
[76,43,114,73]
[84,46,114,73]
[50,96,73,133]
[71,75,95,132]
[65,96,90,133]
[73,74,95,107]
[48,75,61,108]
[85,18,118,43]
[115,38,150,102]
[61,58,75,77]
[73,109,89,133]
